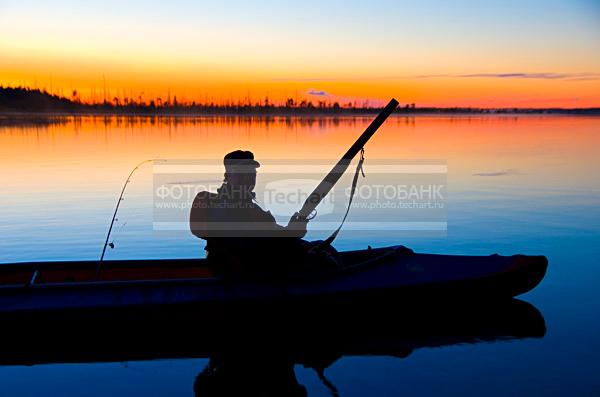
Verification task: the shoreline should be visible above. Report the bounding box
[1,109,600,118]
[2,87,599,116]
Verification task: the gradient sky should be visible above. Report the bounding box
[1,0,599,107]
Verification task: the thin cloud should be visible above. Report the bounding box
[415,72,600,81]
[307,89,329,96]
[473,169,520,177]
[273,72,600,82]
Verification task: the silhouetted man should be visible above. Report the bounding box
[190,150,309,277]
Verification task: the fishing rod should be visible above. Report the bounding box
[97,159,159,274]
[297,98,399,219]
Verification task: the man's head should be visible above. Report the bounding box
[223,150,260,190]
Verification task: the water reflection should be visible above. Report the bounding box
[1,299,544,396]
[2,114,598,263]
[0,114,373,133]
[194,354,308,397]
[0,114,596,395]
[192,299,545,396]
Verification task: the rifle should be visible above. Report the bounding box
[297,98,399,219]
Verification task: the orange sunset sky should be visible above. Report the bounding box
[1,0,599,108]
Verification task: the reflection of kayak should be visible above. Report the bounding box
[0,298,545,366]
[0,245,547,313]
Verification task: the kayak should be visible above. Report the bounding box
[0,245,547,313]
[0,298,545,366]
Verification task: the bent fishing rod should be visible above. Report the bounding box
[97,159,162,274]
[297,98,399,219]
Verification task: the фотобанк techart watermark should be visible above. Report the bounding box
[153,159,447,237]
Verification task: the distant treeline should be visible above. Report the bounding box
[1,86,599,115]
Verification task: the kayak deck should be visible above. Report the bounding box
[0,246,544,285]
[0,257,213,285]
[0,246,548,313]
[0,246,398,286]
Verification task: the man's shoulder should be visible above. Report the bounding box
[192,191,219,209]
[194,191,219,200]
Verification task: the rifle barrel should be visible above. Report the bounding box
[298,98,399,218]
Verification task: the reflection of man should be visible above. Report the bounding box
[193,353,308,397]
[190,150,309,276]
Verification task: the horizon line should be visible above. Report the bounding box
[1,85,599,112]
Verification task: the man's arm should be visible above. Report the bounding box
[190,191,217,239]
[286,212,308,238]
[255,207,308,238]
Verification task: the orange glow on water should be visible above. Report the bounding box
[1,114,599,263]
[2,115,599,192]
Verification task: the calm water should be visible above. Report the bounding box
[1,115,599,395]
